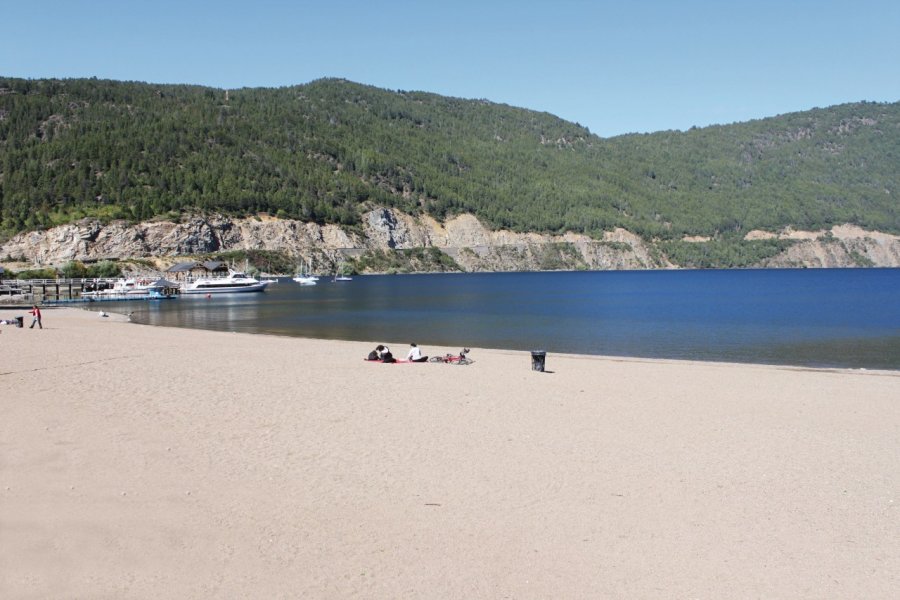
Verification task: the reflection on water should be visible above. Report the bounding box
[110,269,900,370]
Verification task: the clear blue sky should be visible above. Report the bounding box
[3,0,899,137]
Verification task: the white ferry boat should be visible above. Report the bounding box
[181,270,271,294]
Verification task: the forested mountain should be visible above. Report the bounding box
[1,76,898,245]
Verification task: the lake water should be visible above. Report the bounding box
[122,268,900,370]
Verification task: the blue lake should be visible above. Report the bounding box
[123,268,900,370]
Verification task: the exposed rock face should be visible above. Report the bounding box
[746,225,900,267]
[1,215,360,268]
[2,210,898,271]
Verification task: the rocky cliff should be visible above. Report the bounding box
[745,225,900,268]
[0,209,665,273]
[2,209,899,273]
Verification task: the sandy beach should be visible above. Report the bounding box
[1,307,898,598]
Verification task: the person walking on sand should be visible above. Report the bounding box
[29,305,42,329]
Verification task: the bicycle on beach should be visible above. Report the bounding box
[429,348,473,365]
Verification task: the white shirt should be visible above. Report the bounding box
[406,346,422,361]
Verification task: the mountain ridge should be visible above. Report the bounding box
[1,76,898,270]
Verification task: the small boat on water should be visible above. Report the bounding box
[331,258,353,282]
[181,270,271,294]
[293,274,318,285]
[293,260,319,285]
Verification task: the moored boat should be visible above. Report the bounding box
[293,275,318,285]
[181,269,270,294]
[293,260,319,285]
[82,278,178,301]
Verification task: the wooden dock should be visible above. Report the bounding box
[1,278,130,304]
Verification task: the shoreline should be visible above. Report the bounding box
[74,303,900,373]
[2,308,899,598]
[6,266,900,372]
[72,305,900,376]
[26,304,900,376]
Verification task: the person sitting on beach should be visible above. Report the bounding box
[367,344,395,362]
[406,343,428,362]
[377,344,396,363]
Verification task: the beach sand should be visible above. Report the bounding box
[1,307,898,598]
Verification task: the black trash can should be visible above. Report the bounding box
[530,350,546,372]
[15,316,24,328]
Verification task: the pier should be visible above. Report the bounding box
[0,278,177,304]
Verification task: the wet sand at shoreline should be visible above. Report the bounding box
[2,307,898,598]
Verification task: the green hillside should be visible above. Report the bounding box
[1,77,898,246]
